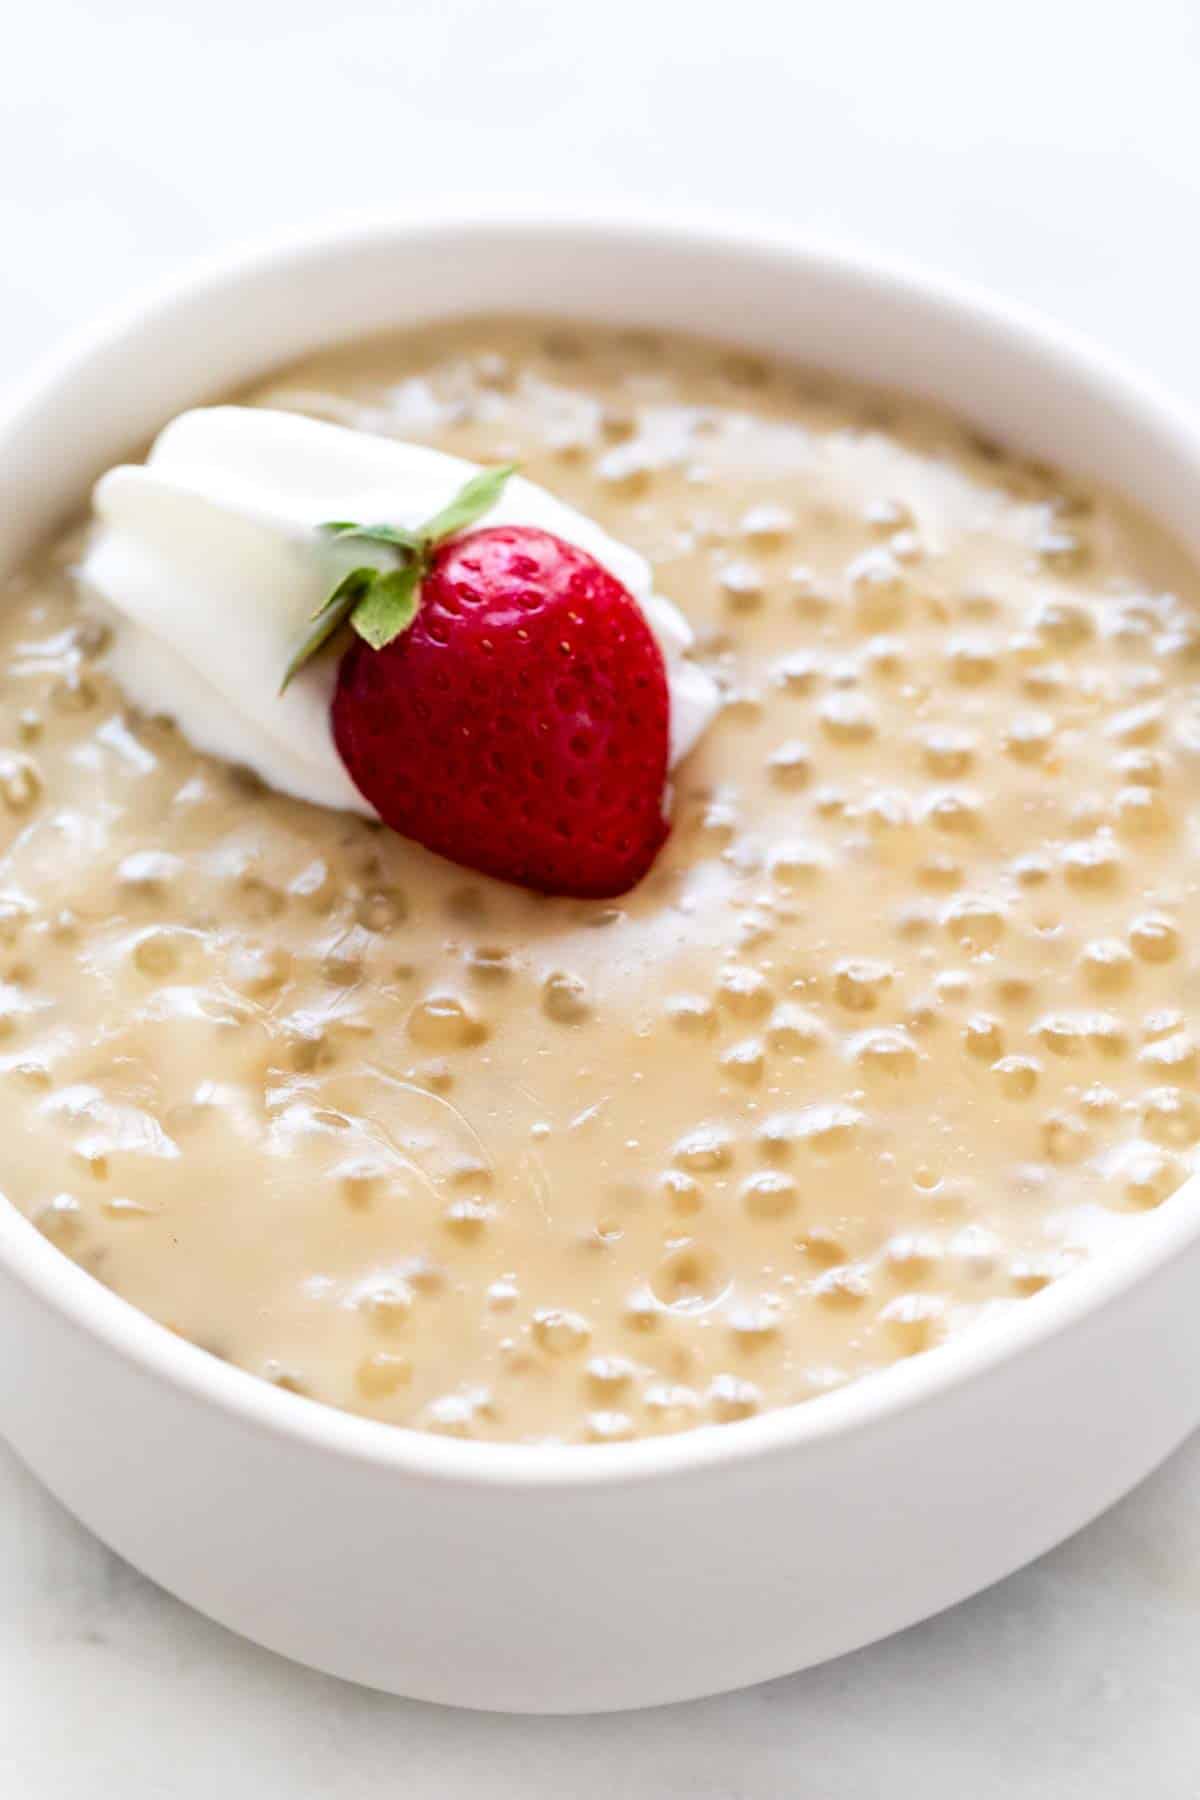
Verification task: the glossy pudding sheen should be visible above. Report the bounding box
[4,317,1199,1444]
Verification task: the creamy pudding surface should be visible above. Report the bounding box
[4,316,1200,1443]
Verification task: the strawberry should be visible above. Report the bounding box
[284,467,672,898]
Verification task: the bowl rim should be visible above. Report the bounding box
[4,205,1200,1490]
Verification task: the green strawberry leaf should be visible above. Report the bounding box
[282,464,516,687]
[280,568,371,692]
[419,463,517,547]
[350,563,423,651]
[320,521,421,554]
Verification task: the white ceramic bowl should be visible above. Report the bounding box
[3,214,1200,1715]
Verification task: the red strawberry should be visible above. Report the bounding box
[330,525,671,898]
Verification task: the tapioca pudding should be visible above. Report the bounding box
[4,316,1200,1443]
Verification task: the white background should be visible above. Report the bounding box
[6,1,1200,1792]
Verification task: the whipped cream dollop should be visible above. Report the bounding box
[79,408,721,818]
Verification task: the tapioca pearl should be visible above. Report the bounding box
[131,928,182,978]
[1067,792,1111,836]
[1062,837,1122,890]
[585,1410,636,1443]
[1083,1012,1129,1058]
[1141,1008,1185,1042]
[360,1283,414,1333]
[925,791,982,836]
[720,1038,765,1084]
[355,1351,412,1400]
[262,1362,310,1398]
[863,496,914,534]
[0,755,42,814]
[768,840,831,887]
[1013,853,1053,888]
[407,992,488,1049]
[992,1055,1041,1099]
[49,670,98,714]
[707,1373,763,1422]
[1080,937,1134,990]
[1036,528,1091,572]
[722,687,766,725]
[879,1293,945,1355]
[413,1058,454,1094]
[819,692,878,744]
[664,993,719,1039]
[15,709,41,745]
[354,887,408,933]
[691,798,740,844]
[652,1245,728,1309]
[1115,785,1170,838]
[727,1299,784,1346]
[333,1157,390,1211]
[854,788,914,836]
[659,1170,704,1215]
[287,857,337,912]
[848,547,908,628]
[1106,701,1163,746]
[1020,662,1069,701]
[766,1003,829,1055]
[717,965,773,1018]
[1130,913,1180,963]
[532,1308,592,1355]
[946,634,1000,684]
[34,1192,83,1244]
[895,902,937,940]
[766,740,813,789]
[542,969,591,1024]
[919,727,976,778]
[788,566,835,617]
[585,1355,636,1396]
[759,1103,864,1157]
[1003,712,1057,764]
[643,1384,702,1433]
[1081,1082,1120,1116]
[1032,597,1096,648]
[1008,1254,1074,1296]
[863,635,908,679]
[1042,1111,1091,1163]
[718,560,767,611]
[1120,1146,1184,1210]
[621,1287,662,1333]
[942,896,1007,954]
[796,1223,851,1266]
[1111,747,1167,787]
[321,945,367,989]
[771,649,822,693]
[963,1015,1005,1060]
[422,1393,485,1438]
[916,855,964,892]
[465,945,514,985]
[115,849,181,898]
[1138,1032,1198,1079]
[851,1027,919,1078]
[741,1169,799,1219]
[812,1264,871,1306]
[947,1223,1002,1278]
[1034,1013,1086,1057]
[442,1197,493,1240]
[1140,1087,1200,1147]
[672,1123,735,1172]
[739,502,795,545]
[833,958,894,1012]
[883,1232,943,1279]
[595,446,653,494]
[227,942,291,997]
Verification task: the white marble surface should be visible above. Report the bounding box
[6,0,1200,1789]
